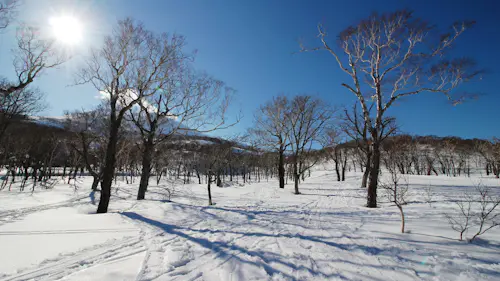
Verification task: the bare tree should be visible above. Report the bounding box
[470,185,500,242]
[199,142,232,205]
[342,103,372,187]
[65,105,109,191]
[382,146,410,233]
[477,140,500,178]
[320,128,350,182]
[445,193,473,241]
[1,15,65,141]
[121,27,235,200]
[0,0,19,30]
[446,184,499,242]
[77,19,163,213]
[302,10,482,207]
[130,70,234,200]
[250,95,290,189]
[1,25,67,96]
[0,87,45,140]
[287,95,332,194]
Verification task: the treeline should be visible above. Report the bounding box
[321,135,500,180]
[0,117,316,199]
[1,113,499,209]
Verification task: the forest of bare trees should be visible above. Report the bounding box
[1,2,497,214]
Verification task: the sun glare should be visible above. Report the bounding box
[49,16,83,45]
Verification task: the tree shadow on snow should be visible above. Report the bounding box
[121,212,433,280]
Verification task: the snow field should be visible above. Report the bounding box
[0,170,499,280]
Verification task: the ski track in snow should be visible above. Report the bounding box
[1,171,500,280]
[0,195,88,227]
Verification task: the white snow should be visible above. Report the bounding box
[0,169,499,280]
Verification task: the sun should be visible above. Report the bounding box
[49,16,83,45]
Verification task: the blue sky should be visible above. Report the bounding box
[0,0,498,139]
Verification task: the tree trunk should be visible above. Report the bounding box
[341,155,347,181]
[367,142,380,208]
[293,161,300,195]
[335,160,341,181]
[361,150,371,188]
[398,204,405,233]
[207,174,213,205]
[278,148,285,189]
[137,138,154,200]
[97,123,120,214]
[216,172,222,187]
[72,166,78,182]
[91,176,100,191]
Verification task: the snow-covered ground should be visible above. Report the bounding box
[0,168,499,281]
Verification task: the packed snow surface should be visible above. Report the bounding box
[0,169,499,280]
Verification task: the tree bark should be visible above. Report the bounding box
[335,159,341,181]
[293,161,300,195]
[137,138,154,200]
[278,148,285,189]
[367,142,380,208]
[361,150,371,188]
[97,123,120,214]
[216,172,222,187]
[341,154,347,181]
[207,174,213,205]
[398,204,405,233]
[91,176,100,191]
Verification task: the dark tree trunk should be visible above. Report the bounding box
[367,142,380,208]
[32,168,38,192]
[229,165,233,181]
[216,172,222,187]
[278,148,285,189]
[38,166,44,182]
[72,167,78,181]
[335,160,341,182]
[137,137,154,200]
[293,161,300,195]
[207,174,213,205]
[91,176,100,191]
[97,123,120,214]
[341,155,347,181]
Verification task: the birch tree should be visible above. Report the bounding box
[302,10,482,207]
[123,29,235,200]
[287,95,332,194]
[251,96,290,189]
[77,19,162,213]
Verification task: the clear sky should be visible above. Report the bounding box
[0,0,498,139]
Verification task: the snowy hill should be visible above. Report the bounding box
[20,115,255,155]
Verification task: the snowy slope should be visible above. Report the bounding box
[0,170,499,280]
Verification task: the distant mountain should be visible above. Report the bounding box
[19,115,255,154]
[27,116,67,129]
